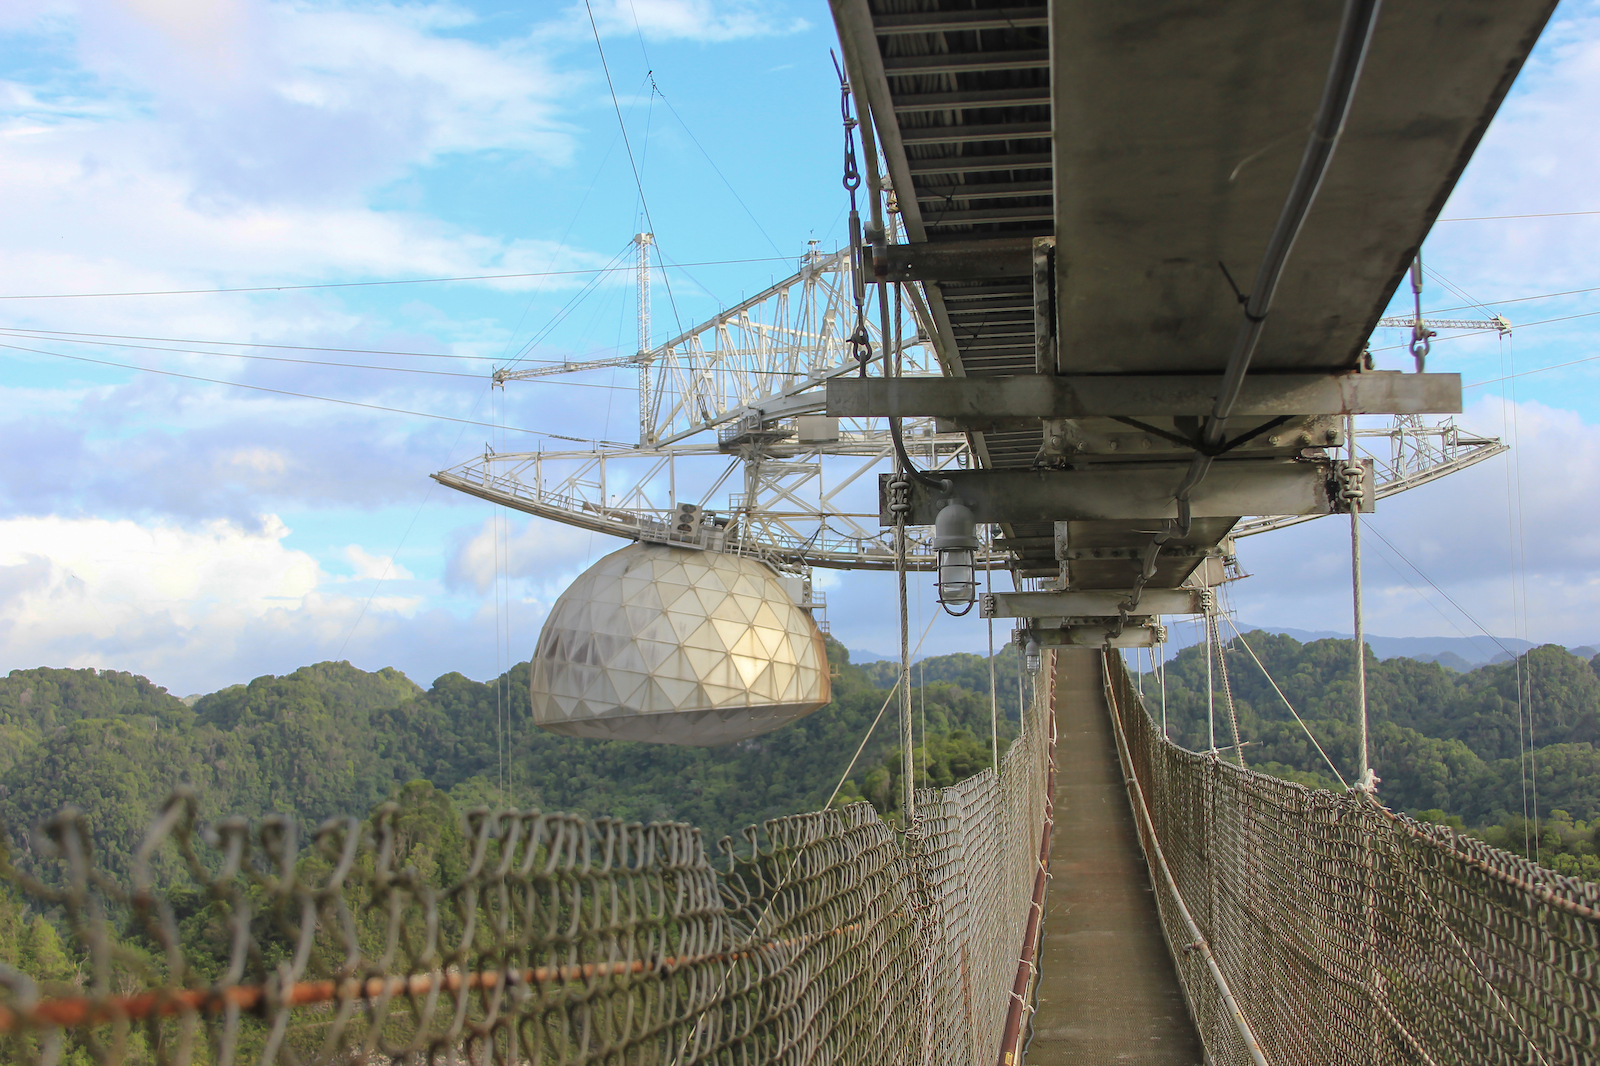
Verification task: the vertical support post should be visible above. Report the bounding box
[919,657,927,785]
[1206,609,1216,753]
[1160,645,1167,738]
[887,278,915,826]
[897,502,914,823]
[1347,414,1380,1060]
[1017,652,1025,738]
[636,232,654,447]
[1349,413,1371,789]
[1032,236,1057,375]
[987,534,998,773]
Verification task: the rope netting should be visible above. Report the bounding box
[1104,649,1600,1066]
[0,664,1054,1066]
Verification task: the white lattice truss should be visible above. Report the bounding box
[440,245,968,570]
[438,247,1507,569]
[1233,415,1507,536]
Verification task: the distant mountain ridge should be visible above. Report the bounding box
[854,630,1573,672]
[1146,625,1592,671]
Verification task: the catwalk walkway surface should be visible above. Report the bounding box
[1027,649,1203,1065]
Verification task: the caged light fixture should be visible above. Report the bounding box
[933,501,979,615]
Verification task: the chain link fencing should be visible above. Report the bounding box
[1105,650,1600,1066]
[12,646,1586,1066]
[0,664,1055,1066]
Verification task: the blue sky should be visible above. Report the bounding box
[3,0,1600,694]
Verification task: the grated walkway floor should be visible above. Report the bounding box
[1025,649,1204,1065]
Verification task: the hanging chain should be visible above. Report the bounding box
[1409,254,1434,373]
[832,51,873,377]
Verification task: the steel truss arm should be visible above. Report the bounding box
[1233,415,1506,536]
[432,421,975,571]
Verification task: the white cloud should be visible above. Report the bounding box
[0,513,503,692]
[344,543,412,581]
[1424,4,1600,307]
[446,514,602,595]
[47,1,574,202]
[0,0,614,345]
[0,514,320,676]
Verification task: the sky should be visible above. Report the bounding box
[2,1,1600,695]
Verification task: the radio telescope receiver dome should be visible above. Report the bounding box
[529,543,831,745]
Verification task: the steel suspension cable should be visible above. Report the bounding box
[0,256,796,301]
[987,536,999,773]
[1210,610,1246,767]
[581,0,683,340]
[1348,414,1374,791]
[1224,619,1350,789]
[0,341,623,443]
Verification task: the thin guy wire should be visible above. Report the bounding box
[1509,332,1539,859]
[582,0,685,340]
[0,341,625,443]
[0,256,796,299]
[1225,619,1350,789]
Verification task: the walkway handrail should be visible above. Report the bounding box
[995,651,1057,1066]
[1100,650,1269,1066]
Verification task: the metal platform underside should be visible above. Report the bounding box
[1029,650,1203,1065]
[832,0,1554,584]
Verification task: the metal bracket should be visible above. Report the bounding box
[879,237,1035,282]
[1034,237,1057,375]
[982,589,1206,618]
[1018,623,1168,648]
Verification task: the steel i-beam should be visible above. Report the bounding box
[983,589,1207,618]
[830,372,1462,420]
[879,461,1374,526]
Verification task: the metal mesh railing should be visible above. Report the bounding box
[916,660,1054,1066]
[0,664,1055,1066]
[1104,650,1600,1066]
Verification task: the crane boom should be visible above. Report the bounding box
[492,353,643,384]
[1374,314,1510,333]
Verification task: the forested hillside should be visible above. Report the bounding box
[1151,631,1600,877]
[0,644,1022,886]
[2,631,1597,885]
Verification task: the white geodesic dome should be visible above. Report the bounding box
[529,543,831,745]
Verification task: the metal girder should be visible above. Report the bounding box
[873,10,1048,33]
[880,238,1034,283]
[899,122,1054,144]
[1025,624,1166,649]
[906,153,1054,176]
[881,50,1051,75]
[879,460,1374,525]
[830,372,1461,420]
[983,589,1206,619]
[893,88,1054,112]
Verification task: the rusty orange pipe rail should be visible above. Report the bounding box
[0,925,860,1034]
[996,654,1057,1066]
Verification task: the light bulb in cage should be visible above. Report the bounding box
[1025,636,1041,674]
[932,501,978,613]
